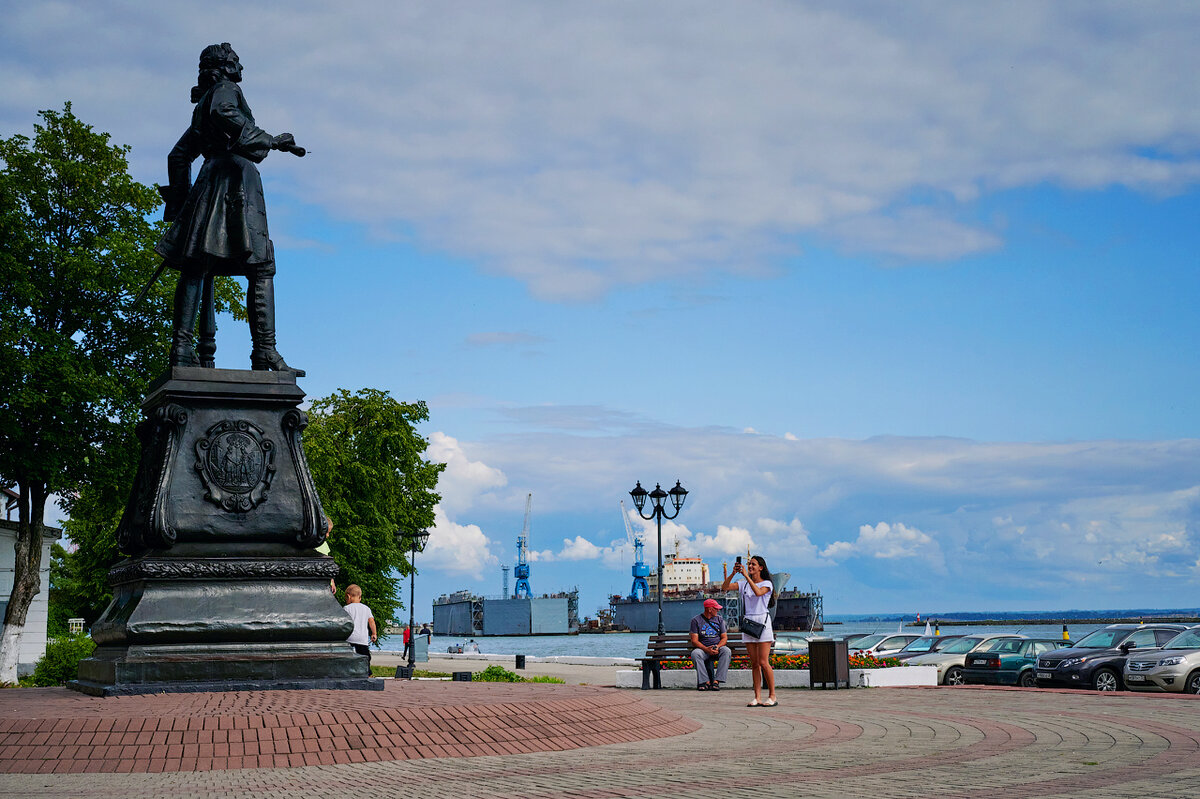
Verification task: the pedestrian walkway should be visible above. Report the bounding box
[2,684,1199,798]
[0,681,695,774]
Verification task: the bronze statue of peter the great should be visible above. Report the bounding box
[155,42,305,375]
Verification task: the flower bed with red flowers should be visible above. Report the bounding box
[659,653,901,670]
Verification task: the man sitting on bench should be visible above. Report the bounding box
[689,599,731,691]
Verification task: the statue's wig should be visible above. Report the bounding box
[191,43,238,103]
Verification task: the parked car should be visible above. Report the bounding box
[1123,627,1200,694]
[847,633,922,657]
[907,634,1025,685]
[1035,624,1189,691]
[892,634,966,662]
[961,638,1073,687]
[772,633,818,653]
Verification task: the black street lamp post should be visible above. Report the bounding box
[628,480,688,636]
[399,528,431,678]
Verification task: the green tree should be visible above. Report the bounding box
[0,104,244,681]
[303,388,443,630]
[47,543,88,636]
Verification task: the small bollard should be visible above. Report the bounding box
[515,654,526,670]
[451,671,472,682]
[395,666,414,680]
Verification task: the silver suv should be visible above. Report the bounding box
[1123,627,1200,694]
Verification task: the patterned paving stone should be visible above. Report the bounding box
[1,685,1199,797]
[0,681,697,775]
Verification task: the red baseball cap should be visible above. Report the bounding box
[703,599,723,609]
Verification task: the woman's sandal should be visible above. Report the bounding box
[762,698,778,707]
[747,699,761,707]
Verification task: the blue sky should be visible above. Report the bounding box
[5,1,1200,621]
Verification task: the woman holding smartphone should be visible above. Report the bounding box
[722,555,777,706]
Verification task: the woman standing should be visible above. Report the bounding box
[722,555,777,706]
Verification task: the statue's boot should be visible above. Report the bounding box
[170,275,203,368]
[248,273,305,377]
[196,275,217,368]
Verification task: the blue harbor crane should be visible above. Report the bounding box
[622,501,650,601]
[513,493,533,599]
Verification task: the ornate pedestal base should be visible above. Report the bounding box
[70,369,378,696]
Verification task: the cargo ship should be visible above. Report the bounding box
[606,548,822,633]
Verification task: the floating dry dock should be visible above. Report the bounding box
[433,589,580,636]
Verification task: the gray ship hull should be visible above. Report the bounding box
[612,597,709,632]
[433,594,577,636]
[612,586,822,633]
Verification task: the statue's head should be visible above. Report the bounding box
[191,43,242,102]
[198,43,242,82]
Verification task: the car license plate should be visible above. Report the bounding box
[971,659,989,666]
[1125,674,1145,682]
[1037,671,1051,679]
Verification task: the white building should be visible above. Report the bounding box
[0,519,60,676]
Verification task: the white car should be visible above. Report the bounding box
[848,633,922,658]
[906,634,1025,685]
[1123,627,1200,693]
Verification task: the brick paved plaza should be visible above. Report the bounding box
[1,681,1199,798]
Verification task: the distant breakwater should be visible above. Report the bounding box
[907,616,1200,627]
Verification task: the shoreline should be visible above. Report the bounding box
[371,651,635,685]
[906,616,1200,627]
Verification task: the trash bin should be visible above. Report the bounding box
[451,671,472,682]
[808,639,850,689]
[515,654,526,670]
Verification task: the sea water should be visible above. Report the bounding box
[377,620,1114,659]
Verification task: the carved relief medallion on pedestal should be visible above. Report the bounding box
[194,420,276,511]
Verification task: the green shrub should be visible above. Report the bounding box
[472,664,522,682]
[471,665,564,684]
[29,634,96,687]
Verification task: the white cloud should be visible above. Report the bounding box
[557,536,603,561]
[523,535,628,564]
[820,522,946,573]
[9,4,1200,299]
[470,420,1200,579]
[756,516,822,566]
[416,417,1200,606]
[426,431,507,513]
[526,549,557,563]
[694,525,756,557]
[423,505,497,578]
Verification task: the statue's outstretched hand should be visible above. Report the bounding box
[271,133,306,157]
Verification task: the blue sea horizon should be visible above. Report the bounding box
[827,607,1200,623]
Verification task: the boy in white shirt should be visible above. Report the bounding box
[344,584,377,666]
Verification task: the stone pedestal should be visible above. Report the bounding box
[70,368,379,696]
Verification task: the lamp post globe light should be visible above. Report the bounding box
[398,528,431,678]
[628,480,688,636]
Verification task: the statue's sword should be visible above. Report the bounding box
[132,260,171,307]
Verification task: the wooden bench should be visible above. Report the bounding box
[640,633,773,689]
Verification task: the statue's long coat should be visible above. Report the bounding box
[155,79,274,273]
